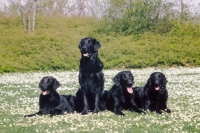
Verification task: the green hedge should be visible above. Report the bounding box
[0,15,199,73]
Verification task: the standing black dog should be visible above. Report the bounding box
[75,37,104,115]
[24,76,75,117]
[101,71,144,116]
[133,72,171,114]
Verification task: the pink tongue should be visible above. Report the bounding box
[155,87,159,90]
[42,91,49,95]
[83,53,88,57]
[127,87,133,94]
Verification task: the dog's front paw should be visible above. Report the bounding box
[137,110,146,114]
[156,110,162,114]
[118,112,125,116]
[93,108,100,114]
[165,108,171,113]
[115,111,125,116]
[130,108,145,114]
[81,107,88,115]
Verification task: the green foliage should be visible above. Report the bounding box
[0,14,200,73]
[99,32,200,69]
[0,15,100,73]
[169,21,200,38]
[100,0,176,35]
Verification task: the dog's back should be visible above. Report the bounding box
[61,95,76,113]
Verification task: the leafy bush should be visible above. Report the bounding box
[0,15,200,73]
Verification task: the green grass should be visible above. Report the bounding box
[0,68,200,133]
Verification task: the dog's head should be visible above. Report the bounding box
[39,76,60,95]
[78,37,101,58]
[147,72,168,91]
[113,71,134,94]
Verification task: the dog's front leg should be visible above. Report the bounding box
[81,92,89,115]
[144,100,151,112]
[129,98,145,114]
[160,100,171,113]
[113,97,125,116]
[93,94,100,113]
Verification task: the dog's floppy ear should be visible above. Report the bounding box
[113,72,122,86]
[53,78,60,90]
[147,73,153,87]
[162,73,168,85]
[38,78,43,88]
[39,76,49,89]
[93,39,101,51]
[78,39,83,50]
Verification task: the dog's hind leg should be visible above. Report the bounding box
[50,108,64,117]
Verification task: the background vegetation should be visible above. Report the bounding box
[0,0,200,73]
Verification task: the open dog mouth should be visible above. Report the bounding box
[42,90,50,95]
[82,53,89,57]
[126,84,133,94]
[154,85,160,91]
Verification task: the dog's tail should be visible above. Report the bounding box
[24,111,42,117]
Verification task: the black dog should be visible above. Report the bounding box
[133,72,171,114]
[101,71,144,116]
[24,76,75,117]
[75,37,104,115]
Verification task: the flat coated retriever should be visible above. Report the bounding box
[75,37,104,115]
[24,76,75,117]
[133,72,171,114]
[101,71,144,116]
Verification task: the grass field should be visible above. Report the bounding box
[0,67,200,133]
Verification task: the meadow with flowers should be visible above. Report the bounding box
[0,67,199,133]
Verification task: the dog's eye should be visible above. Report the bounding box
[87,40,92,45]
[46,79,52,84]
[123,74,127,79]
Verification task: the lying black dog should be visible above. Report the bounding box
[24,76,75,117]
[101,71,144,116]
[75,37,104,115]
[133,72,171,114]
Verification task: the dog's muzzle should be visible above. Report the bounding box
[41,90,50,95]
[154,80,161,91]
[126,80,133,87]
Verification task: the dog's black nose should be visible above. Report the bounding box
[81,47,87,53]
[127,80,133,84]
[127,80,133,87]
[40,84,47,89]
[154,80,160,86]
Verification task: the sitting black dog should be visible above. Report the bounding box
[24,76,75,117]
[101,71,144,116]
[133,72,171,114]
[75,37,104,115]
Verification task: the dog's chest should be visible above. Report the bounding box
[80,72,96,82]
[149,90,163,100]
